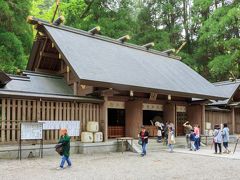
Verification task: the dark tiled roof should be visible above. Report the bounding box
[0,71,102,103]
[210,80,240,106]
[42,24,226,100]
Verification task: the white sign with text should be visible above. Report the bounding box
[38,121,80,136]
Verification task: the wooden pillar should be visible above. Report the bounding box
[73,82,78,95]
[187,104,204,133]
[164,103,176,124]
[202,105,206,135]
[100,96,108,141]
[125,100,143,138]
[1,99,6,142]
[232,108,235,134]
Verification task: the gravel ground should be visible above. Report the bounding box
[1,149,240,180]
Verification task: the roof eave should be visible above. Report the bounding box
[0,90,103,103]
[80,79,227,101]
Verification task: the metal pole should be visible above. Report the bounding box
[19,123,22,160]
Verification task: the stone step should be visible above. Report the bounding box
[127,139,141,154]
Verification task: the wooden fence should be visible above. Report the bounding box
[0,98,100,144]
[205,110,233,133]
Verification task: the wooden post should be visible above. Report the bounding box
[202,105,206,135]
[100,96,108,141]
[73,82,78,95]
[1,99,6,142]
[6,99,11,142]
[55,102,59,140]
[232,108,235,134]
[12,100,16,142]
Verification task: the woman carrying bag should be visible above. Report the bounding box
[168,126,175,153]
[138,126,149,157]
[57,128,72,169]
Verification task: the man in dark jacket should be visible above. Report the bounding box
[139,126,149,157]
[57,128,72,170]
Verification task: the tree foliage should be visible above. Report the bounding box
[0,0,239,82]
[0,0,32,73]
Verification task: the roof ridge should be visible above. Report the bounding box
[22,70,63,79]
[30,17,181,60]
[214,80,240,86]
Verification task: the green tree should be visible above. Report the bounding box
[198,1,240,81]
[0,0,32,73]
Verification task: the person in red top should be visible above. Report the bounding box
[194,124,200,150]
[138,126,149,157]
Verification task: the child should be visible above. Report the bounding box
[189,129,196,151]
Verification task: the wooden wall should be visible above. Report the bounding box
[0,98,100,144]
[125,100,143,138]
[205,110,232,133]
[234,108,240,134]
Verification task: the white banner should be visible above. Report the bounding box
[21,123,43,140]
[38,121,81,136]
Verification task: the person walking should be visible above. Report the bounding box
[139,126,149,157]
[194,124,200,150]
[189,129,196,151]
[164,122,169,145]
[222,123,231,154]
[57,128,72,169]
[155,122,163,143]
[183,121,192,148]
[168,126,175,153]
[213,124,223,154]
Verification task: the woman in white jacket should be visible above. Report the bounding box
[213,124,223,154]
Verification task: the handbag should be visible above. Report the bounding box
[55,143,63,156]
[138,138,142,145]
[170,134,175,144]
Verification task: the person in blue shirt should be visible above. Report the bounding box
[222,123,231,154]
[189,129,196,151]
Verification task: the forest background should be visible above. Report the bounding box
[0,0,239,82]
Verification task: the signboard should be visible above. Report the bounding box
[39,121,80,136]
[176,106,187,112]
[21,123,43,140]
[206,122,211,130]
[142,103,163,111]
[107,101,125,109]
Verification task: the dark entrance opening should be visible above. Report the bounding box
[143,110,164,125]
[108,108,125,138]
[143,110,164,136]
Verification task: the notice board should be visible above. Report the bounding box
[21,123,43,140]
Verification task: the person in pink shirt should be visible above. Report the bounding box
[194,124,200,150]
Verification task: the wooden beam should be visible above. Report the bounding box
[232,108,235,134]
[149,92,158,101]
[36,38,48,69]
[41,52,59,59]
[35,68,59,75]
